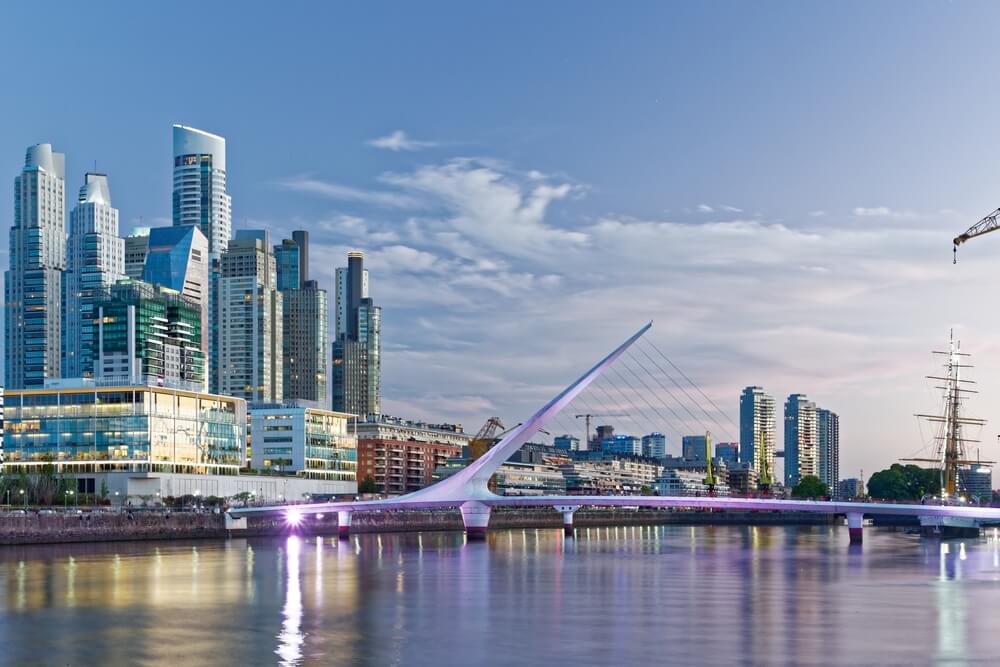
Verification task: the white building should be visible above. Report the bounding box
[784,394,818,487]
[249,403,357,482]
[740,386,776,486]
[63,173,125,379]
[217,231,282,401]
[654,469,730,496]
[172,125,231,255]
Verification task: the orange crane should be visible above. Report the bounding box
[953,208,1000,262]
[468,417,505,460]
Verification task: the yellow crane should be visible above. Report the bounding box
[953,208,1000,262]
[468,417,506,461]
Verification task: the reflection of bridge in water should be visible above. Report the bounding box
[230,323,1000,544]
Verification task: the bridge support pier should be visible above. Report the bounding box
[554,505,578,536]
[460,501,491,540]
[337,510,352,540]
[846,512,864,544]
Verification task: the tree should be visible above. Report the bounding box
[867,464,939,501]
[358,476,379,494]
[791,475,829,499]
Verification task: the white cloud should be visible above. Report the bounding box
[697,204,714,213]
[719,204,743,213]
[368,130,437,152]
[278,175,422,209]
[852,206,916,219]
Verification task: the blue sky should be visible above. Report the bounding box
[5,1,1000,477]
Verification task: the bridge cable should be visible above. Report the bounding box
[589,375,672,441]
[615,356,708,436]
[640,338,738,432]
[599,368,686,442]
[608,363,694,438]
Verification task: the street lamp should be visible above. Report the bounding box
[114,491,120,512]
[19,488,25,509]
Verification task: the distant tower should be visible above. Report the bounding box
[739,386,775,486]
[816,408,840,492]
[63,173,124,378]
[172,125,231,255]
[276,231,328,403]
[784,394,818,487]
[5,144,66,388]
[331,251,381,417]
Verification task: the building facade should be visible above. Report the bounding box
[838,477,865,498]
[143,225,210,359]
[6,144,66,388]
[554,434,581,451]
[332,251,381,416]
[124,230,150,279]
[642,432,667,459]
[816,408,840,493]
[739,386,775,487]
[249,404,356,482]
[276,232,327,403]
[94,279,206,390]
[172,125,231,255]
[682,434,709,462]
[355,416,469,495]
[715,442,739,466]
[784,394,818,487]
[63,173,124,379]
[216,231,282,401]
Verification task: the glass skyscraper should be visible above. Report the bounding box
[172,125,231,256]
[5,144,66,388]
[142,225,210,360]
[275,231,328,404]
[63,173,124,379]
[332,251,381,417]
[739,386,775,487]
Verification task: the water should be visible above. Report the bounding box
[1,525,999,666]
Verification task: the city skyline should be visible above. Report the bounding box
[7,3,1000,479]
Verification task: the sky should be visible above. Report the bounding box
[4,1,1000,479]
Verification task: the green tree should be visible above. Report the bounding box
[358,476,379,494]
[867,464,939,501]
[791,475,829,499]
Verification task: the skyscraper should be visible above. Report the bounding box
[739,386,775,486]
[216,230,282,401]
[124,229,151,279]
[63,173,124,379]
[5,144,66,388]
[332,251,381,417]
[172,125,231,255]
[784,394,818,488]
[816,408,840,493]
[276,231,327,403]
[142,225,210,362]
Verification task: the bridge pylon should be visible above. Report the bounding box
[338,510,352,540]
[460,501,491,540]
[554,505,578,536]
[846,512,864,544]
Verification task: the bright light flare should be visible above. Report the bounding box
[286,509,303,527]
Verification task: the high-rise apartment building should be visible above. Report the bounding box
[172,125,231,255]
[739,386,775,487]
[143,225,210,361]
[63,173,124,379]
[275,232,327,403]
[93,279,205,389]
[124,229,150,279]
[784,394,818,487]
[216,231,282,402]
[816,408,840,493]
[332,251,381,417]
[335,259,368,337]
[5,144,66,388]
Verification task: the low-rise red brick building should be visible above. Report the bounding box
[356,416,471,495]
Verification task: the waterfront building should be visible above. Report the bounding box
[654,468,731,496]
[682,434,708,462]
[838,477,865,498]
[142,225,210,359]
[248,403,356,482]
[784,394,818,487]
[6,144,66,389]
[816,408,840,493]
[727,465,758,494]
[715,442,739,467]
[493,462,567,496]
[560,456,664,495]
[124,229,150,279]
[739,386,776,486]
[356,415,469,494]
[959,465,992,502]
[554,434,581,451]
[275,232,327,403]
[331,251,381,416]
[93,279,206,389]
[216,231,282,402]
[642,432,667,459]
[172,125,231,255]
[63,173,124,379]
[603,434,642,456]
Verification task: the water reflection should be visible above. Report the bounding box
[276,536,304,666]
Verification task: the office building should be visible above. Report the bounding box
[642,432,667,459]
[604,434,642,456]
[356,416,469,494]
[6,144,66,388]
[654,468,731,496]
[784,394,818,487]
[93,279,205,389]
[715,442,739,466]
[554,434,581,451]
[143,225,210,359]
[124,230,150,279]
[816,408,840,493]
[249,403,356,481]
[331,251,381,417]
[682,434,708,462]
[959,465,992,502]
[275,232,327,403]
[172,125,231,255]
[216,231,282,402]
[335,259,368,337]
[838,478,865,498]
[63,173,125,379]
[739,386,776,486]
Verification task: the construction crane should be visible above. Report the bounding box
[574,413,630,451]
[953,207,1000,263]
[468,417,505,461]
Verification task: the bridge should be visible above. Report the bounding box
[229,322,1000,544]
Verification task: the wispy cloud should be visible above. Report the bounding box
[697,204,714,213]
[277,175,422,209]
[368,130,437,152]
[852,206,916,219]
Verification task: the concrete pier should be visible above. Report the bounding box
[846,512,864,544]
[337,510,352,540]
[554,505,578,536]
[460,501,492,540]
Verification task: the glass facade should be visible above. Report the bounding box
[4,386,246,474]
[250,407,357,481]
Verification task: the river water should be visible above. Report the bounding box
[0,525,998,666]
